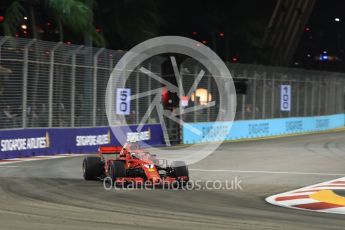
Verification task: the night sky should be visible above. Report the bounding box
[1,0,345,72]
[294,0,345,71]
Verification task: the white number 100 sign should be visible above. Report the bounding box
[280,85,291,111]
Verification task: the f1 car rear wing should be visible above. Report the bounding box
[98,146,122,154]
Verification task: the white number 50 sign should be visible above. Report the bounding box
[280,85,291,111]
[116,88,131,115]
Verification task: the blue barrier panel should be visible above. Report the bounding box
[183,114,345,144]
[0,124,164,160]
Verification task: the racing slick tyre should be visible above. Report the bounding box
[109,161,126,181]
[83,156,103,180]
[171,161,189,180]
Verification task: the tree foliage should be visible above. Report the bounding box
[3,0,104,46]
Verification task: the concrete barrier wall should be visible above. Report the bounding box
[1,114,344,159]
[0,124,164,160]
[182,114,345,144]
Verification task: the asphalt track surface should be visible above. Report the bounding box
[1,131,345,230]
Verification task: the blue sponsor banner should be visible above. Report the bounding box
[0,124,164,160]
[183,114,345,144]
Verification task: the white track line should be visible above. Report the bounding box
[0,165,35,168]
[0,154,86,165]
[189,169,345,176]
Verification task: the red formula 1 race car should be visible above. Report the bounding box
[82,142,189,185]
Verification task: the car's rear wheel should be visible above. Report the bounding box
[83,156,103,180]
[109,161,126,181]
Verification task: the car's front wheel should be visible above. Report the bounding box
[109,161,126,181]
[171,161,189,181]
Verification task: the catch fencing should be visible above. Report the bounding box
[0,36,344,131]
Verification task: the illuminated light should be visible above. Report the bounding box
[232,57,238,62]
[196,43,201,47]
[23,30,27,34]
[316,55,340,61]
[320,54,328,61]
[192,31,198,35]
[161,86,169,105]
[15,33,19,37]
[24,16,28,20]
[323,50,327,54]
[202,40,207,44]
[219,32,225,37]
[0,16,4,22]
[307,54,311,58]
[191,88,212,106]
[335,17,340,22]
[65,41,71,45]
[294,62,299,66]
[305,27,310,32]
[21,24,27,30]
